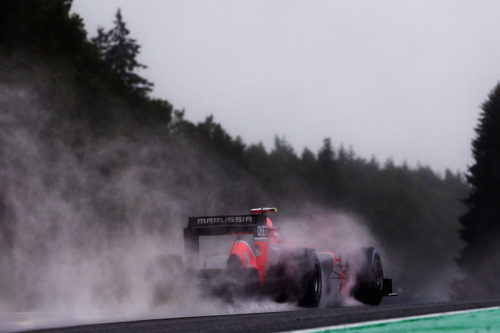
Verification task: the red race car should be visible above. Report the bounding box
[183,208,394,307]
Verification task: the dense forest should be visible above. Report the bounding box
[1,0,491,312]
[453,83,500,300]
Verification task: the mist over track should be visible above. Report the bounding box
[25,299,500,333]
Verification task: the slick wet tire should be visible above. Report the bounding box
[298,249,322,307]
[352,247,384,306]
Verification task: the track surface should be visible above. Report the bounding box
[28,300,500,333]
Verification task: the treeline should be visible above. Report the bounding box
[0,0,468,303]
[454,83,500,299]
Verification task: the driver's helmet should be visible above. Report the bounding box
[267,217,280,244]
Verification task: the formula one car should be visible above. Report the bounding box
[182,208,394,307]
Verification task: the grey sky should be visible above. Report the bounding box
[71,1,500,173]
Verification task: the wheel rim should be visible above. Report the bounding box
[374,257,383,291]
[313,266,321,295]
[376,274,382,289]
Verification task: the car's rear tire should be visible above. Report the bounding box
[351,247,384,305]
[298,249,322,307]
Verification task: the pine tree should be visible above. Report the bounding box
[454,83,500,299]
[317,138,339,203]
[92,9,153,95]
[91,27,109,57]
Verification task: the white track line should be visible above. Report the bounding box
[289,306,500,333]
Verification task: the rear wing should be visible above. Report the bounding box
[183,213,268,266]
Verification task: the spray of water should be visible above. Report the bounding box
[0,63,457,332]
[0,74,294,330]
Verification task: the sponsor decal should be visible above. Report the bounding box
[195,216,254,225]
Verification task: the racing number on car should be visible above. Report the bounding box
[257,225,266,237]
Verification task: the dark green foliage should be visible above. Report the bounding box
[317,138,340,203]
[0,0,170,138]
[0,0,86,57]
[92,9,153,95]
[454,83,500,299]
[196,115,246,165]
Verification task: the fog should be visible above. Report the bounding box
[71,0,500,173]
[0,74,281,330]
[0,67,314,329]
[0,62,461,331]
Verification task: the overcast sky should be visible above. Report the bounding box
[71,1,500,173]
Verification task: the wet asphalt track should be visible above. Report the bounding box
[27,299,500,333]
